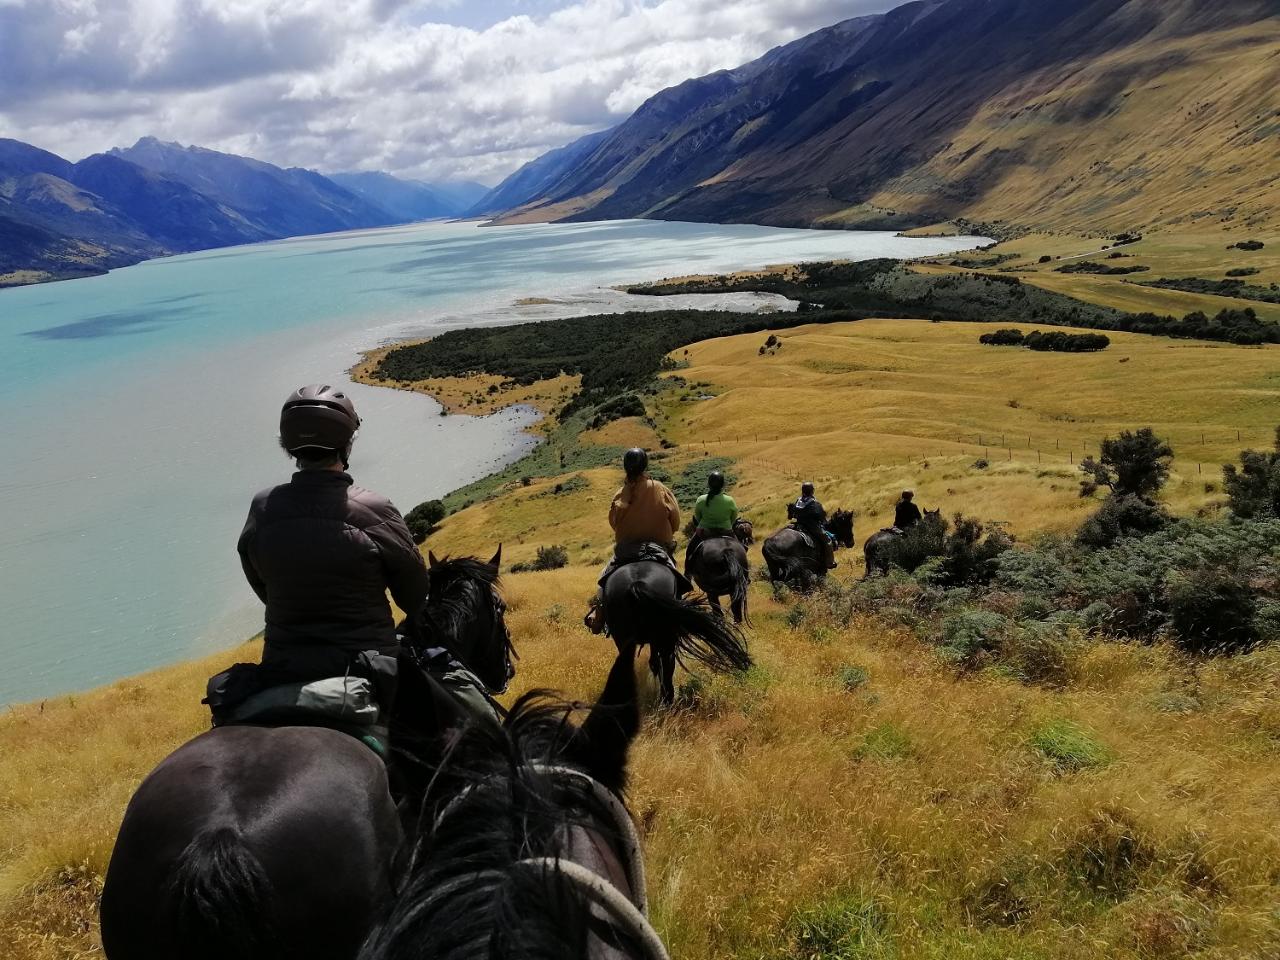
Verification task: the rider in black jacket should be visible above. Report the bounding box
[238,385,429,682]
[893,490,923,531]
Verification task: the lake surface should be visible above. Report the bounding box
[0,219,984,704]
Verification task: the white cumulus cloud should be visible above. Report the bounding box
[0,0,897,184]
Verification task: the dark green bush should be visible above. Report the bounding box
[405,499,446,544]
[1167,567,1259,654]
[1024,330,1110,352]
[1079,428,1173,499]
[1223,427,1280,519]
[1229,240,1265,251]
[1077,494,1170,548]
[511,544,570,573]
[979,328,1025,346]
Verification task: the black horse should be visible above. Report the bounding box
[862,510,944,578]
[761,509,856,588]
[360,643,666,960]
[602,560,751,705]
[99,548,511,960]
[686,520,753,625]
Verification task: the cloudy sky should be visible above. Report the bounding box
[0,0,896,185]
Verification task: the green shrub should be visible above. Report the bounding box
[405,499,446,543]
[1076,494,1169,548]
[511,544,570,573]
[939,609,1008,665]
[979,328,1025,346]
[1002,621,1079,687]
[1079,428,1173,499]
[1223,426,1280,519]
[1029,719,1112,771]
[1226,267,1260,278]
[1228,240,1265,251]
[1166,567,1259,654]
[837,665,870,692]
[590,393,646,428]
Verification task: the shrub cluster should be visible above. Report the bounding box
[1117,307,1279,345]
[404,499,446,544]
[589,393,646,428]
[1228,240,1265,251]
[800,429,1280,674]
[511,544,570,573]
[1142,277,1280,306]
[1025,330,1110,352]
[979,328,1110,352]
[1055,261,1150,275]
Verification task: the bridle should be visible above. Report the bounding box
[431,764,668,960]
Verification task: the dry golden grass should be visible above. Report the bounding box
[352,345,579,417]
[913,230,1280,323]
[8,567,1277,959]
[4,318,1280,958]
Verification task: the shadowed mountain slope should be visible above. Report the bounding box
[490,0,1280,234]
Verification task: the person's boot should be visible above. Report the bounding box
[584,600,607,635]
[825,543,838,570]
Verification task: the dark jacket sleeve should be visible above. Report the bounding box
[369,503,430,617]
[237,504,268,604]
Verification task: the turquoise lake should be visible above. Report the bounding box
[0,219,983,704]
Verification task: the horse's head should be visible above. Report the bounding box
[362,645,652,960]
[411,545,516,694]
[826,509,856,548]
[923,508,944,527]
[733,518,755,548]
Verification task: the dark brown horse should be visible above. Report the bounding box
[862,510,944,577]
[99,549,511,960]
[761,509,856,588]
[360,644,667,960]
[686,520,753,624]
[601,560,750,705]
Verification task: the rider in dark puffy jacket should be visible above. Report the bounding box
[790,481,836,569]
[238,384,429,682]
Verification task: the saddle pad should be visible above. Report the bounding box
[230,675,381,727]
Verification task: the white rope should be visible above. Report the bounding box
[514,858,670,960]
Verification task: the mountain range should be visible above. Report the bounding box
[0,137,488,286]
[475,0,1280,235]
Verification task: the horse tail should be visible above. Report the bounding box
[167,826,276,960]
[628,582,752,674]
[726,548,751,625]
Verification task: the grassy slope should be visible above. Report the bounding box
[912,230,1280,324]
[4,321,1280,958]
[858,19,1280,235]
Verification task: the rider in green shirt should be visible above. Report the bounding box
[684,471,739,573]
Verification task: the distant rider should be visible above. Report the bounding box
[789,481,836,569]
[685,470,739,573]
[585,448,681,633]
[238,384,429,685]
[893,490,923,531]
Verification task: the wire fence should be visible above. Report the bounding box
[672,427,1274,482]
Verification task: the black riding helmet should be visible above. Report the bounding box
[708,470,725,493]
[280,384,361,455]
[623,447,648,479]
[801,481,815,498]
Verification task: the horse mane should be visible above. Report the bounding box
[420,556,504,642]
[361,694,629,960]
[427,555,503,593]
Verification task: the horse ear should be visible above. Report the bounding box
[569,646,639,794]
[488,544,502,570]
[428,550,440,568]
